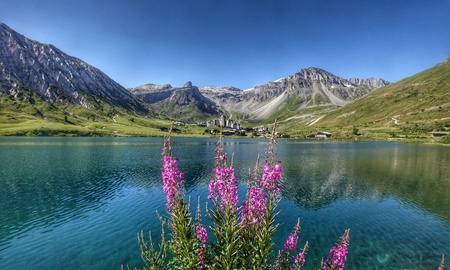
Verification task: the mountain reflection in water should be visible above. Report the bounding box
[279,141,449,221]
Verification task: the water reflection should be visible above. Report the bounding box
[358,144,450,221]
[280,142,383,209]
[278,141,450,222]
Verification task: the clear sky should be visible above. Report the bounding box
[1,0,449,89]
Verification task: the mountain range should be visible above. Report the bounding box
[0,22,448,140]
[129,68,389,122]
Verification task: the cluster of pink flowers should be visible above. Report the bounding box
[196,224,208,243]
[241,186,267,226]
[283,219,300,253]
[196,224,208,268]
[292,250,307,269]
[208,155,238,209]
[161,155,184,210]
[274,220,308,270]
[261,161,282,194]
[283,232,299,252]
[323,229,350,270]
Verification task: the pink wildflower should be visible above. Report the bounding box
[284,233,298,252]
[161,155,184,210]
[196,224,208,267]
[196,224,208,243]
[208,161,238,209]
[291,242,308,270]
[283,219,300,252]
[242,186,267,226]
[261,162,282,194]
[323,229,350,270]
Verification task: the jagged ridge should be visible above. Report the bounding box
[130,68,389,122]
[0,23,147,113]
[200,68,389,121]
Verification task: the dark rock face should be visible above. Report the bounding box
[0,23,147,112]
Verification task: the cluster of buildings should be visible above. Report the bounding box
[198,115,241,130]
[197,115,283,137]
[196,116,332,139]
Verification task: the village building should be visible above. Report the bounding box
[306,131,333,138]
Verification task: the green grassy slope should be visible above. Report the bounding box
[0,86,208,137]
[281,58,450,140]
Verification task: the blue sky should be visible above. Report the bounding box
[1,0,449,89]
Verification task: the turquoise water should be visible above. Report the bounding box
[0,137,449,269]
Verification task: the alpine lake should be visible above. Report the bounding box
[0,137,449,269]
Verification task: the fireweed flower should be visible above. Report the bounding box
[284,232,299,252]
[196,224,208,267]
[194,197,208,268]
[208,156,238,209]
[283,219,300,252]
[261,161,282,194]
[162,155,184,210]
[291,242,309,270]
[274,219,304,270]
[241,186,267,226]
[196,224,208,244]
[208,140,242,269]
[323,229,350,270]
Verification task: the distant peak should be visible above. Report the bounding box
[184,81,193,88]
[299,67,331,75]
[293,67,339,82]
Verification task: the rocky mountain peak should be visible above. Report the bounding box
[0,22,147,113]
[297,67,336,80]
[287,67,389,88]
[290,68,360,86]
[198,68,389,120]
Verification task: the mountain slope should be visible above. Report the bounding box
[129,81,221,122]
[296,58,450,138]
[231,68,389,121]
[0,23,174,136]
[0,22,147,113]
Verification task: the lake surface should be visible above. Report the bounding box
[0,137,449,269]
